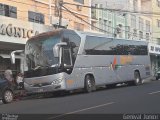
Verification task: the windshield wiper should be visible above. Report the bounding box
[51,64,59,67]
[33,65,43,70]
[33,64,53,70]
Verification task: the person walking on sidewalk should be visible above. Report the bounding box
[4,66,13,83]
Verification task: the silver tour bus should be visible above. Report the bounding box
[11,29,151,94]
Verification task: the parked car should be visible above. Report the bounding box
[0,76,14,104]
[155,68,160,80]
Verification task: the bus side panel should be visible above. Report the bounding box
[68,55,119,89]
[66,54,151,90]
[114,55,151,82]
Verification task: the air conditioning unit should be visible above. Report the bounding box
[133,29,137,35]
[115,26,122,34]
[146,32,151,36]
[146,32,151,41]
[52,17,69,27]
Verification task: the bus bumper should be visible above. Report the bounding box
[24,83,65,94]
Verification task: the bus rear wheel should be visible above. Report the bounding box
[84,75,96,93]
[133,71,142,86]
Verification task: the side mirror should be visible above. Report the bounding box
[11,52,15,64]
[53,42,67,57]
[10,50,24,64]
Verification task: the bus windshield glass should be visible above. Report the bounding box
[25,35,60,70]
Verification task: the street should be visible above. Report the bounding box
[0,79,160,120]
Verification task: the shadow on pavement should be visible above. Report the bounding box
[3,78,159,102]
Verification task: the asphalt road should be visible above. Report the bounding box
[0,79,160,120]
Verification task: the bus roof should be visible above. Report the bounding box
[28,29,148,44]
[79,31,148,43]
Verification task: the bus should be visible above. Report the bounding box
[11,29,151,94]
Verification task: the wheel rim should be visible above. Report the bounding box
[4,91,13,103]
[87,79,92,88]
[135,72,141,85]
[136,77,140,83]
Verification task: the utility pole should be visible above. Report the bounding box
[58,0,63,27]
[49,0,52,25]
[55,0,63,28]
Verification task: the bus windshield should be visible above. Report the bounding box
[25,35,60,70]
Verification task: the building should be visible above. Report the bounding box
[91,0,152,41]
[57,0,91,31]
[91,0,126,38]
[141,0,160,74]
[0,0,91,74]
[91,0,158,75]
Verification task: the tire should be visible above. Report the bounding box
[156,76,159,80]
[2,90,14,104]
[133,71,142,86]
[84,75,96,93]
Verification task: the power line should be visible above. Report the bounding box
[3,0,160,19]
[63,2,160,16]
[62,5,114,35]
[1,0,160,41]
[63,5,146,37]
[0,1,150,34]
[5,0,52,10]
[62,3,160,40]
[4,0,160,16]
[63,4,159,42]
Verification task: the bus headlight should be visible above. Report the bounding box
[51,78,63,85]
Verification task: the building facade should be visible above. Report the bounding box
[141,0,160,74]
[91,0,126,38]
[91,0,152,41]
[0,0,91,74]
[91,0,157,74]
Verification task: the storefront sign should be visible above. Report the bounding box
[0,16,53,44]
[149,43,160,55]
[0,23,39,39]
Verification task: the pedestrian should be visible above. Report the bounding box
[16,72,24,89]
[4,66,13,83]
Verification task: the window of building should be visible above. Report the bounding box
[133,29,137,38]
[0,3,17,18]
[99,18,103,32]
[108,21,112,36]
[99,4,103,8]
[157,19,160,27]
[139,31,143,39]
[157,0,160,7]
[126,26,131,39]
[146,20,150,32]
[157,38,160,44]
[74,22,84,31]
[104,20,108,33]
[146,33,150,41]
[91,6,97,19]
[118,24,123,38]
[74,0,84,4]
[139,17,143,31]
[28,11,44,24]
[133,0,138,11]
[131,15,136,28]
[91,21,97,31]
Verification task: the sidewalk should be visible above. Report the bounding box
[143,76,156,83]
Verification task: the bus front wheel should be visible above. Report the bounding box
[84,75,96,93]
